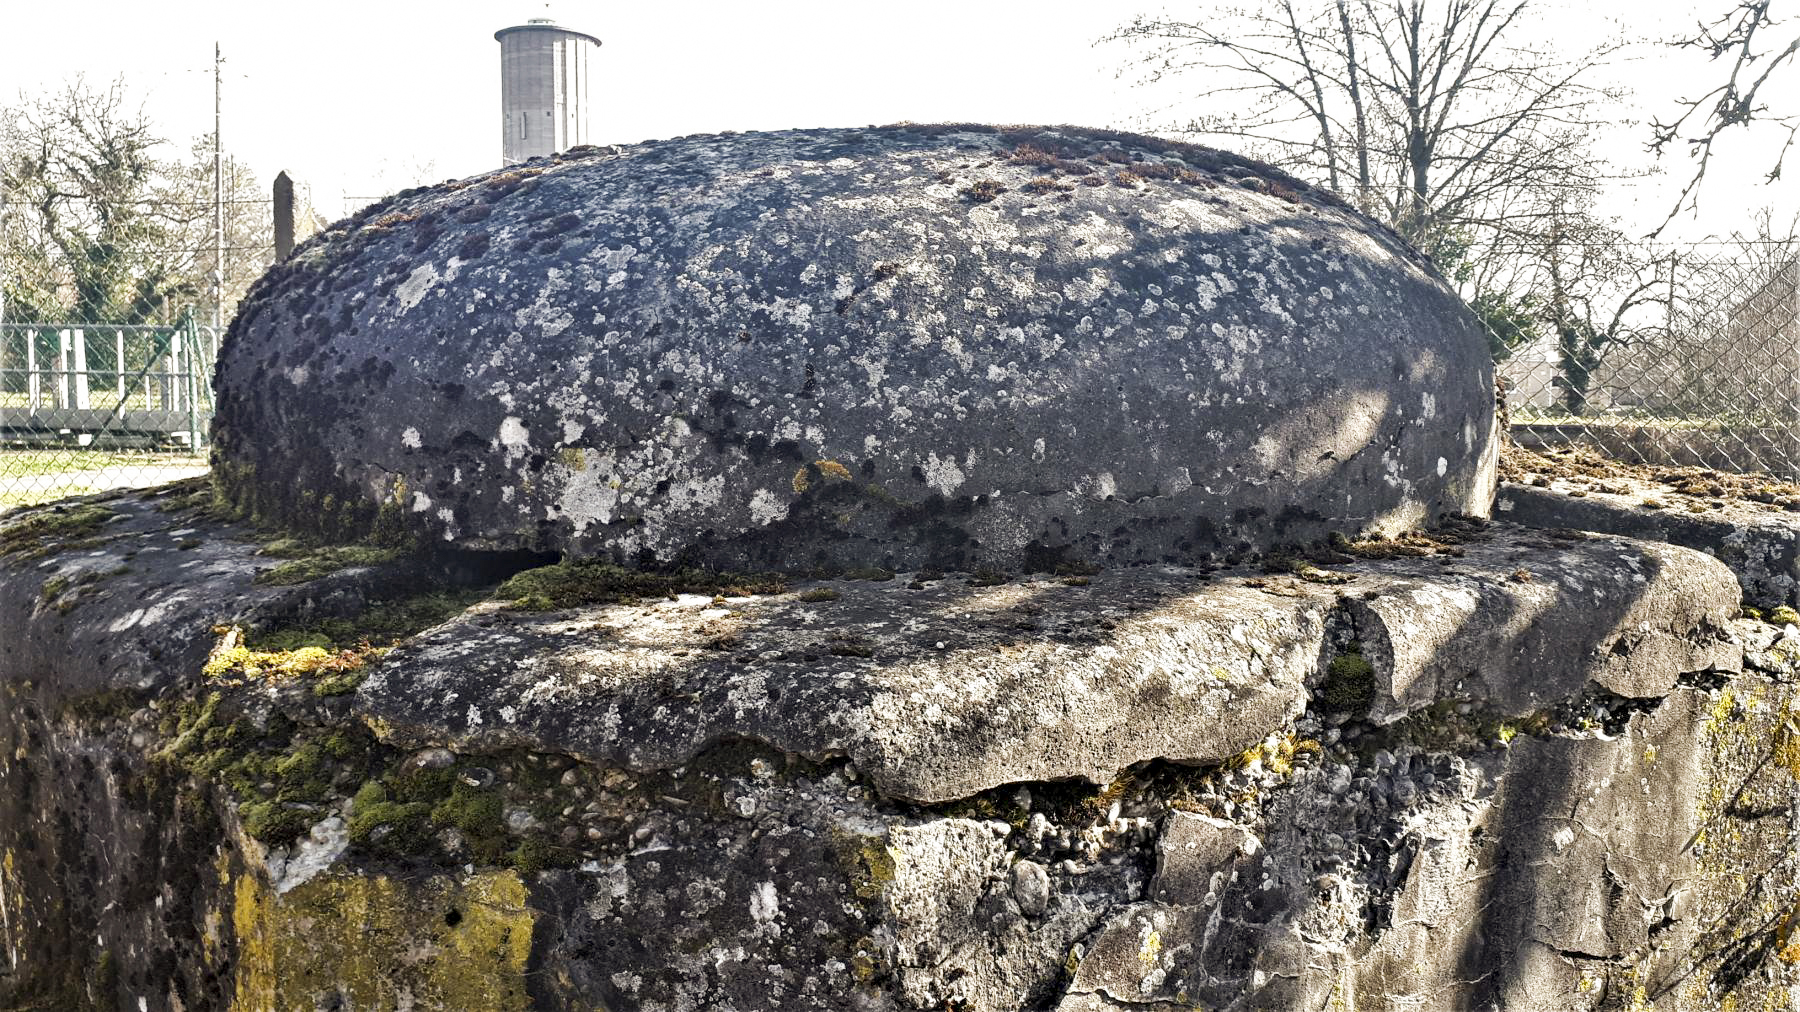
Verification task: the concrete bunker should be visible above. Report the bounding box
[6,127,1794,1012]
[213,124,1496,574]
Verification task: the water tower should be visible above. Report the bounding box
[494,17,601,165]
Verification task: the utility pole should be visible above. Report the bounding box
[213,42,224,334]
[0,181,9,332]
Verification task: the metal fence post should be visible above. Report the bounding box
[186,317,201,452]
[25,329,38,412]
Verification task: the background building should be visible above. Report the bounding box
[495,18,600,165]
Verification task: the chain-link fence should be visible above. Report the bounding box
[0,318,219,511]
[1498,253,1800,477]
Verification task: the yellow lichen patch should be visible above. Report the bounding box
[815,459,853,482]
[1778,898,1800,964]
[1138,928,1162,965]
[1777,710,1800,781]
[203,628,384,686]
[832,828,899,902]
[792,467,812,494]
[1228,733,1321,777]
[230,868,534,1011]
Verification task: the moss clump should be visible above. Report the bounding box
[959,179,1006,202]
[154,694,381,848]
[1321,644,1376,713]
[1228,734,1321,777]
[59,687,145,724]
[205,589,475,696]
[1769,606,1799,626]
[240,800,316,846]
[270,590,480,648]
[799,587,841,603]
[204,640,380,694]
[349,761,518,864]
[347,782,435,853]
[257,537,313,559]
[508,835,576,875]
[0,504,116,558]
[494,558,786,612]
[253,545,402,586]
[827,637,876,658]
[841,566,894,582]
[969,569,1010,587]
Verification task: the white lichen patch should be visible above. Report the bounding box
[750,488,789,526]
[922,452,966,497]
[394,263,442,313]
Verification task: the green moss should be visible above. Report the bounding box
[258,537,314,559]
[799,587,841,602]
[240,799,315,846]
[432,782,505,852]
[312,669,368,697]
[494,558,786,612]
[348,781,435,853]
[842,566,894,582]
[1770,606,1799,626]
[1321,645,1376,714]
[272,743,331,802]
[158,692,223,759]
[0,504,116,558]
[39,574,70,601]
[59,687,145,724]
[94,948,118,1003]
[253,545,402,586]
[508,834,577,875]
[968,568,1009,586]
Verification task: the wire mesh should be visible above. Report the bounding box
[1497,256,1800,478]
[0,319,219,511]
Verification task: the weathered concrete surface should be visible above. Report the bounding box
[213,124,1496,572]
[1055,687,1778,1012]
[349,523,1738,804]
[360,569,1337,803]
[6,491,1796,1012]
[0,484,406,703]
[1499,477,1800,611]
[1344,528,1741,722]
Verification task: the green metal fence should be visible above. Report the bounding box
[0,316,220,510]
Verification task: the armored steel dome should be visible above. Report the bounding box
[213,124,1496,571]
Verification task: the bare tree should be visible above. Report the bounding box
[1104,0,1625,262]
[1531,210,1676,415]
[0,77,277,326]
[156,135,277,322]
[0,77,173,324]
[1648,1,1798,235]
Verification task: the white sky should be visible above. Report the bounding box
[0,0,1793,244]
